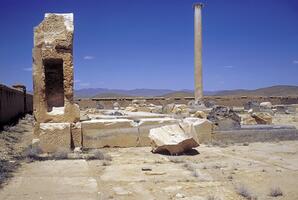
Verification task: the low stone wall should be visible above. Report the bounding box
[75,96,298,109]
[0,84,33,127]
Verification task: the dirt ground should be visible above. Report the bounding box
[1,114,298,199]
[0,115,33,186]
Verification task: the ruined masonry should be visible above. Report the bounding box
[33,13,80,152]
[32,13,213,153]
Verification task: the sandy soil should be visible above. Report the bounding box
[1,113,298,199]
[0,141,297,199]
[0,115,33,186]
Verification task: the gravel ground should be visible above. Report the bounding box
[0,115,33,187]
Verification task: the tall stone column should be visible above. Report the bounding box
[194,3,203,101]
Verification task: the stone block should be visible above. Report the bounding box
[39,123,71,152]
[137,118,179,146]
[149,124,199,155]
[252,112,272,124]
[82,119,139,148]
[180,118,213,143]
[71,122,82,148]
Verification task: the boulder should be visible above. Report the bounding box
[207,106,241,130]
[149,124,199,155]
[251,112,272,124]
[172,104,189,115]
[162,103,175,114]
[113,102,120,110]
[260,102,272,109]
[242,115,257,125]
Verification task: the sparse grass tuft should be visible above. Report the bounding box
[154,160,163,164]
[53,147,70,160]
[89,149,104,160]
[102,161,111,166]
[269,187,283,197]
[168,157,184,163]
[235,184,257,200]
[87,149,112,161]
[23,144,43,160]
[207,195,220,200]
[183,162,200,178]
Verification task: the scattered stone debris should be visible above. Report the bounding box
[260,102,272,109]
[207,106,241,130]
[193,110,207,119]
[242,115,257,125]
[251,112,272,124]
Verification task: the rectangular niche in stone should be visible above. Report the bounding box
[33,13,80,130]
[44,59,64,112]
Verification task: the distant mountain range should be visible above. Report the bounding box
[74,85,298,98]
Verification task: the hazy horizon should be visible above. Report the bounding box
[0,0,298,91]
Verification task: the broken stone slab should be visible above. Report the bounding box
[162,103,175,114]
[241,115,257,125]
[180,117,213,143]
[137,118,179,146]
[39,123,71,153]
[172,104,189,115]
[251,112,272,124]
[81,119,139,148]
[149,124,199,155]
[212,128,298,144]
[273,105,296,114]
[113,102,120,110]
[260,102,272,109]
[207,106,241,130]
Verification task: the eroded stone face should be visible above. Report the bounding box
[33,13,79,137]
[33,13,79,151]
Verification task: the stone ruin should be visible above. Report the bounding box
[33,13,80,152]
[31,12,298,154]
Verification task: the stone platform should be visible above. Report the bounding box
[213,125,298,144]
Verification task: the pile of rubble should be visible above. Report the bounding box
[123,100,163,113]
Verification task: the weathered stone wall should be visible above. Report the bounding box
[0,84,33,127]
[33,13,79,127]
[75,96,298,109]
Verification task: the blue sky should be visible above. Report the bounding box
[0,0,297,91]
